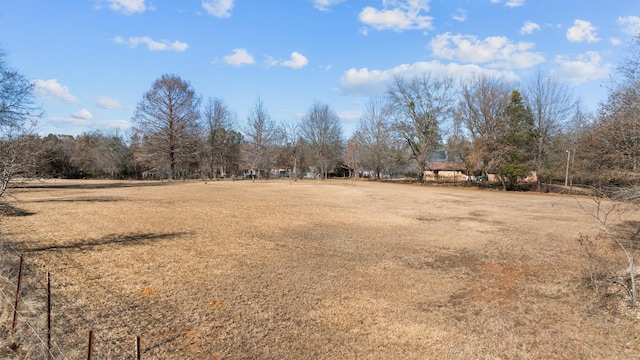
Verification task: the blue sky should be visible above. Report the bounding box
[1,0,639,137]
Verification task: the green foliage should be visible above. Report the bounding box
[498,162,528,183]
[332,160,349,178]
[497,90,535,186]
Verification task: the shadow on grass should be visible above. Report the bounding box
[0,203,35,217]
[20,232,192,253]
[27,196,121,204]
[612,220,640,246]
[18,181,173,190]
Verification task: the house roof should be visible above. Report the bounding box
[426,162,466,171]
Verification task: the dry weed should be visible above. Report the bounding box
[0,179,638,359]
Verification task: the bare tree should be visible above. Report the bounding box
[577,191,640,308]
[202,97,237,179]
[70,132,100,177]
[598,42,640,192]
[343,135,362,179]
[300,101,344,179]
[574,35,640,308]
[93,130,133,179]
[276,121,307,181]
[243,97,280,180]
[525,71,575,191]
[132,74,202,180]
[458,75,535,189]
[446,112,473,174]
[458,75,513,184]
[386,73,455,182]
[36,134,76,178]
[561,100,596,187]
[0,50,41,198]
[355,96,396,179]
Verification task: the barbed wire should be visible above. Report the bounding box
[0,281,62,359]
[0,225,211,358]
[0,235,135,359]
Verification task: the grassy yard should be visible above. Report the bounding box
[0,179,638,359]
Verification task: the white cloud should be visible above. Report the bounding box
[202,0,234,18]
[429,32,544,69]
[265,52,309,69]
[223,48,255,66]
[552,51,610,85]
[72,109,93,120]
[340,61,518,96]
[313,0,345,11]
[96,96,124,110]
[610,37,622,46]
[33,79,79,103]
[105,0,146,15]
[505,0,524,7]
[452,9,467,22]
[359,0,433,32]
[49,116,132,130]
[280,52,309,69]
[264,56,279,67]
[617,16,640,36]
[566,19,599,43]
[520,21,540,35]
[490,0,525,7]
[114,36,188,52]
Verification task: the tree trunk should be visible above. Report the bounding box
[500,177,507,191]
[0,176,9,198]
[169,146,175,180]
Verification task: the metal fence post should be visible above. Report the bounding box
[136,335,141,360]
[12,254,24,332]
[47,272,52,360]
[87,330,94,360]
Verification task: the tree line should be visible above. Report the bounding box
[0,36,638,199]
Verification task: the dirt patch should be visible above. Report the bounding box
[209,300,225,308]
[453,263,540,304]
[140,287,157,296]
[398,248,479,271]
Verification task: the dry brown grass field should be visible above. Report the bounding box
[0,179,639,359]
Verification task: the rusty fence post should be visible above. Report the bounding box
[12,254,24,332]
[135,335,141,360]
[87,330,94,360]
[47,272,52,360]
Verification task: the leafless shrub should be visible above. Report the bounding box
[576,188,640,308]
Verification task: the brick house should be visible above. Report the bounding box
[424,162,467,181]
